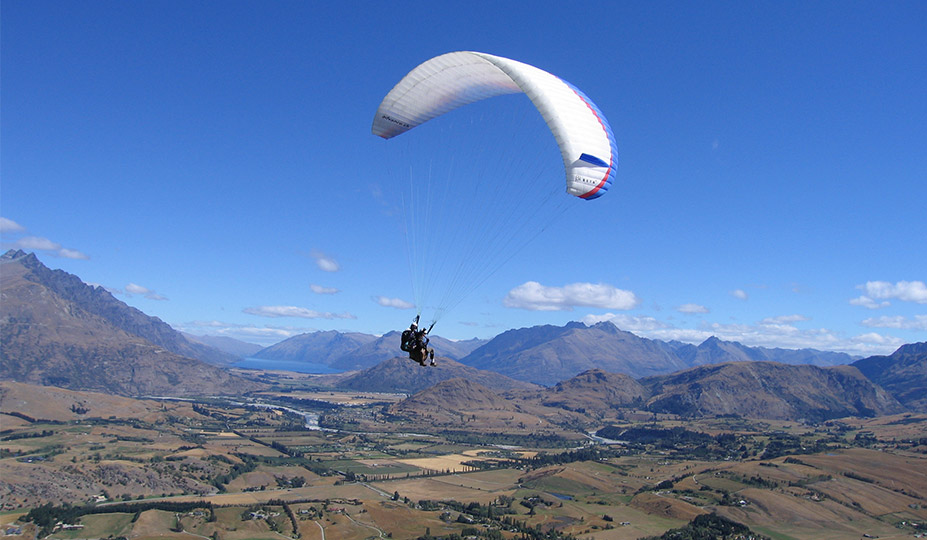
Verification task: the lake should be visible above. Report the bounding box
[232,357,341,374]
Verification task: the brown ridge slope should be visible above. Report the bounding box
[387,378,572,435]
[642,361,903,421]
[540,368,646,414]
[0,251,261,397]
[338,356,539,394]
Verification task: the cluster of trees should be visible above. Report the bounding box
[436,429,575,448]
[640,513,769,540]
[211,455,257,492]
[0,429,55,441]
[24,501,213,537]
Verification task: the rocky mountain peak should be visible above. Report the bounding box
[1,249,34,262]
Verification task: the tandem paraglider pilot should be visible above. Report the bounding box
[400,315,435,367]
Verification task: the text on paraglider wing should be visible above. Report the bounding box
[381,115,411,129]
[574,175,594,185]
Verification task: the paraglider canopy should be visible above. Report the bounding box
[373,51,617,200]
[373,51,618,328]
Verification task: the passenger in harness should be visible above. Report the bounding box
[400,316,435,366]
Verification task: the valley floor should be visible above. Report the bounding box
[2,381,926,540]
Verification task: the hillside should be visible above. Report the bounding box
[0,381,202,423]
[337,356,539,394]
[641,362,904,421]
[0,250,261,397]
[853,342,927,412]
[539,368,647,414]
[1,250,238,366]
[390,378,513,413]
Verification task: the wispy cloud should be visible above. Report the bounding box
[180,320,311,346]
[861,315,927,331]
[731,289,748,300]
[311,250,340,272]
[0,217,26,233]
[374,296,415,309]
[852,280,927,308]
[677,303,709,314]
[310,284,340,295]
[849,296,890,309]
[124,283,168,301]
[581,313,670,332]
[13,236,90,259]
[504,281,640,311]
[0,218,89,259]
[584,313,901,356]
[760,314,809,325]
[243,305,356,319]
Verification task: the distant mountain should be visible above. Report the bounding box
[183,333,263,358]
[461,322,689,385]
[337,356,539,394]
[460,321,858,385]
[253,330,378,366]
[640,362,903,421]
[853,342,927,412]
[254,329,487,371]
[674,336,857,367]
[0,250,261,397]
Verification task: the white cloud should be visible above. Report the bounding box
[4,232,89,260]
[124,283,167,301]
[243,305,356,319]
[861,315,927,331]
[310,284,340,295]
[504,281,640,311]
[16,236,60,251]
[582,313,670,332]
[849,295,890,309]
[677,303,709,314]
[731,289,748,300]
[0,217,25,233]
[587,313,901,356]
[760,314,810,325]
[57,248,90,260]
[850,332,905,350]
[312,250,340,272]
[374,296,415,309]
[181,320,311,346]
[854,280,927,305]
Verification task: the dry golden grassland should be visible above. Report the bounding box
[4,381,927,540]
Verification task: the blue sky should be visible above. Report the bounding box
[2,1,925,355]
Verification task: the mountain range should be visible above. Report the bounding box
[387,359,906,425]
[0,250,260,397]
[252,329,486,370]
[852,342,927,412]
[2,249,924,421]
[245,318,859,385]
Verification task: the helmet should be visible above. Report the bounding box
[411,322,418,329]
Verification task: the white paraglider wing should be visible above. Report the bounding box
[372,51,617,200]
